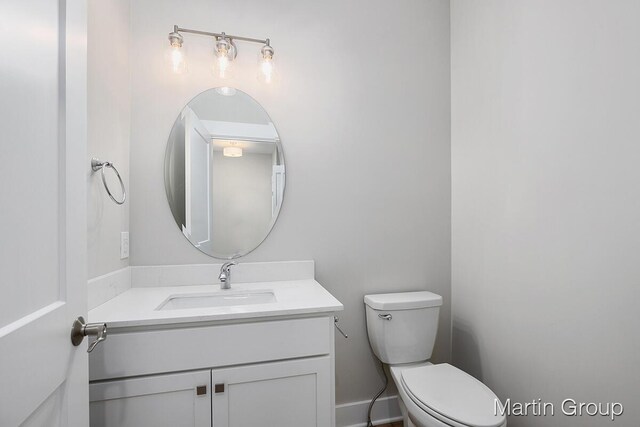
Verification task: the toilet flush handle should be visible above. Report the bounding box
[378,313,392,321]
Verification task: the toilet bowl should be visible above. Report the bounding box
[364,292,506,427]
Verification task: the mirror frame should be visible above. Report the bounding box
[163,87,286,259]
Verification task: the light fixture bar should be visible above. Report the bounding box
[173,25,268,45]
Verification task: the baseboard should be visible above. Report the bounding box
[336,395,402,427]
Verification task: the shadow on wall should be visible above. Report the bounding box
[451,319,483,381]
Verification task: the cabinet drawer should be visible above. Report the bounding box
[90,316,332,381]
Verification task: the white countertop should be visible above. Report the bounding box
[89,279,343,328]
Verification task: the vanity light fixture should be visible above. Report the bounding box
[213,33,235,79]
[168,25,275,83]
[257,40,275,83]
[167,30,186,74]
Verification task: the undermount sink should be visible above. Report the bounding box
[156,290,277,310]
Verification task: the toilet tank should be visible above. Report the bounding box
[364,291,442,365]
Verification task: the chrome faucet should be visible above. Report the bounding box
[218,261,237,289]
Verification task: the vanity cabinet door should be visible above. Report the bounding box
[89,370,211,427]
[211,356,331,427]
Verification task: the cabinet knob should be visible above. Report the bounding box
[214,383,225,394]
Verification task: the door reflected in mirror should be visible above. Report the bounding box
[164,88,285,259]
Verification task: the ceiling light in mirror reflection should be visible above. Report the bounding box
[223,146,243,157]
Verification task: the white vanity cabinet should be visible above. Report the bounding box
[89,316,337,427]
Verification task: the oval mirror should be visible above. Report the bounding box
[164,88,285,259]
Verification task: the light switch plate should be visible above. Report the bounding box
[120,232,129,259]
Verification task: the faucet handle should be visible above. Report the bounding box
[220,261,237,273]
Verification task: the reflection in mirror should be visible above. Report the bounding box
[165,88,285,259]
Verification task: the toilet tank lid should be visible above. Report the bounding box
[364,291,442,310]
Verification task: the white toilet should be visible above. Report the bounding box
[364,291,506,427]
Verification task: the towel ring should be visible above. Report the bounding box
[91,158,126,205]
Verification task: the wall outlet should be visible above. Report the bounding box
[120,232,129,259]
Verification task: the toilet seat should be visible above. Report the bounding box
[400,364,505,427]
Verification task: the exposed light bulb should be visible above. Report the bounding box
[213,35,235,79]
[259,57,274,83]
[167,31,186,74]
[169,46,186,73]
[217,54,230,76]
[257,41,276,84]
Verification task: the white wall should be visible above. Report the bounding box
[451,1,640,426]
[128,0,451,404]
[87,0,131,279]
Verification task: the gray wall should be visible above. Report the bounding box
[210,151,273,256]
[87,0,131,278]
[451,1,640,426]
[128,0,451,403]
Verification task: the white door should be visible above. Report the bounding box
[0,0,88,426]
[183,107,212,247]
[271,164,285,216]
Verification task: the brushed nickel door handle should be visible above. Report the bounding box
[71,316,107,353]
